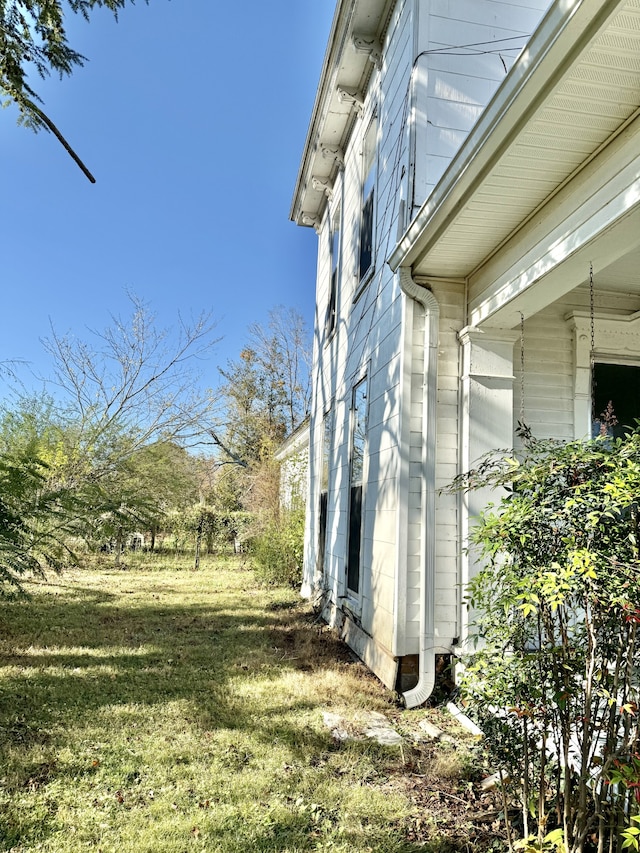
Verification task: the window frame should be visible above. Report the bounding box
[346,375,369,598]
[324,206,341,343]
[317,405,334,580]
[356,114,378,295]
[591,360,640,439]
[568,311,640,438]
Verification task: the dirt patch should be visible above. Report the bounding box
[382,741,507,850]
[274,601,509,850]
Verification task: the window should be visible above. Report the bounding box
[358,118,377,282]
[325,209,340,340]
[317,408,333,576]
[567,312,640,439]
[347,378,368,594]
[592,362,640,439]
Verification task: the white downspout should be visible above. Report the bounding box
[398,266,439,709]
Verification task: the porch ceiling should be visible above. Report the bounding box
[389,0,640,294]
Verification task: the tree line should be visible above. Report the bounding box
[0,296,310,592]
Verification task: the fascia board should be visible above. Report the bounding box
[289,0,357,224]
[274,417,311,460]
[387,0,626,273]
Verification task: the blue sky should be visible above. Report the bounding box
[0,1,333,392]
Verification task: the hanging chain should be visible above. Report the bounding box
[590,263,596,425]
[520,311,526,426]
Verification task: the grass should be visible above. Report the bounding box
[0,554,491,852]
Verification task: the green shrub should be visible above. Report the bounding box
[452,429,640,853]
[247,508,304,586]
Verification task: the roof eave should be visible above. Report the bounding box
[290,0,392,227]
[289,0,353,225]
[388,0,623,274]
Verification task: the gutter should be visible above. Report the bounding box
[398,267,439,709]
[388,0,623,273]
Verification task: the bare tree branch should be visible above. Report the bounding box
[39,294,221,477]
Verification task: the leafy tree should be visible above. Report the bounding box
[247,506,305,587]
[1,0,145,179]
[245,306,311,434]
[0,399,89,591]
[218,347,283,465]
[0,442,83,594]
[206,306,310,522]
[452,430,640,853]
[82,473,155,566]
[212,306,311,469]
[0,298,218,585]
[84,441,198,561]
[203,308,311,578]
[120,441,198,550]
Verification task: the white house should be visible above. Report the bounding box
[274,417,310,512]
[291,0,640,707]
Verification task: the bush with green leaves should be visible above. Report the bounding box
[0,446,82,595]
[453,430,640,853]
[247,508,305,586]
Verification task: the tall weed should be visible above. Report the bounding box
[247,508,305,586]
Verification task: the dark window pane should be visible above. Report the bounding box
[325,270,337,338]
[318,490,328,575]
[359,190,374,280]
[347,379,367,594]
[593,362,640,438]
[347,484,362,593]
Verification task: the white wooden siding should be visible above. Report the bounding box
[306,0,415,667]
[305,0,555,689]
[513,288,640,446]
[433,282,465,646]
[413,0,550,207]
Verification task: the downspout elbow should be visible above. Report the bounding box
[402,637,436,708]
[398,267,439,709]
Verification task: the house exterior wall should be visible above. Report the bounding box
[412,0,550,213]
[302,0,551,692]
[432,281,466,649]
[390,279,466,655]
[305,0,414,678]
[511,289,640,447]
[275,422,310,512]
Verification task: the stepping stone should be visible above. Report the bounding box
[360,711,403,746]
[322,710,402,745]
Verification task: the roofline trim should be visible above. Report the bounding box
[289,0,358,223]
[387,0,625,273]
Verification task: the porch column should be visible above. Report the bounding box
[458,327,518,647]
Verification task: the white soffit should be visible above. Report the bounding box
[391,0,640,279]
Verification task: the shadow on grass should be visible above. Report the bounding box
[0,570,385,751]
[0,592,333,738]
[201,813,428,853]
[0,568,433,852]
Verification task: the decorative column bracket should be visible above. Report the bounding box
[300,213,322,233]
[311,176,335,200]
[337,86,364,116]
[320,146,345,169]
[351,33,382,69]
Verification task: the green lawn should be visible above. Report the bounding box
[0,555,484,852]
